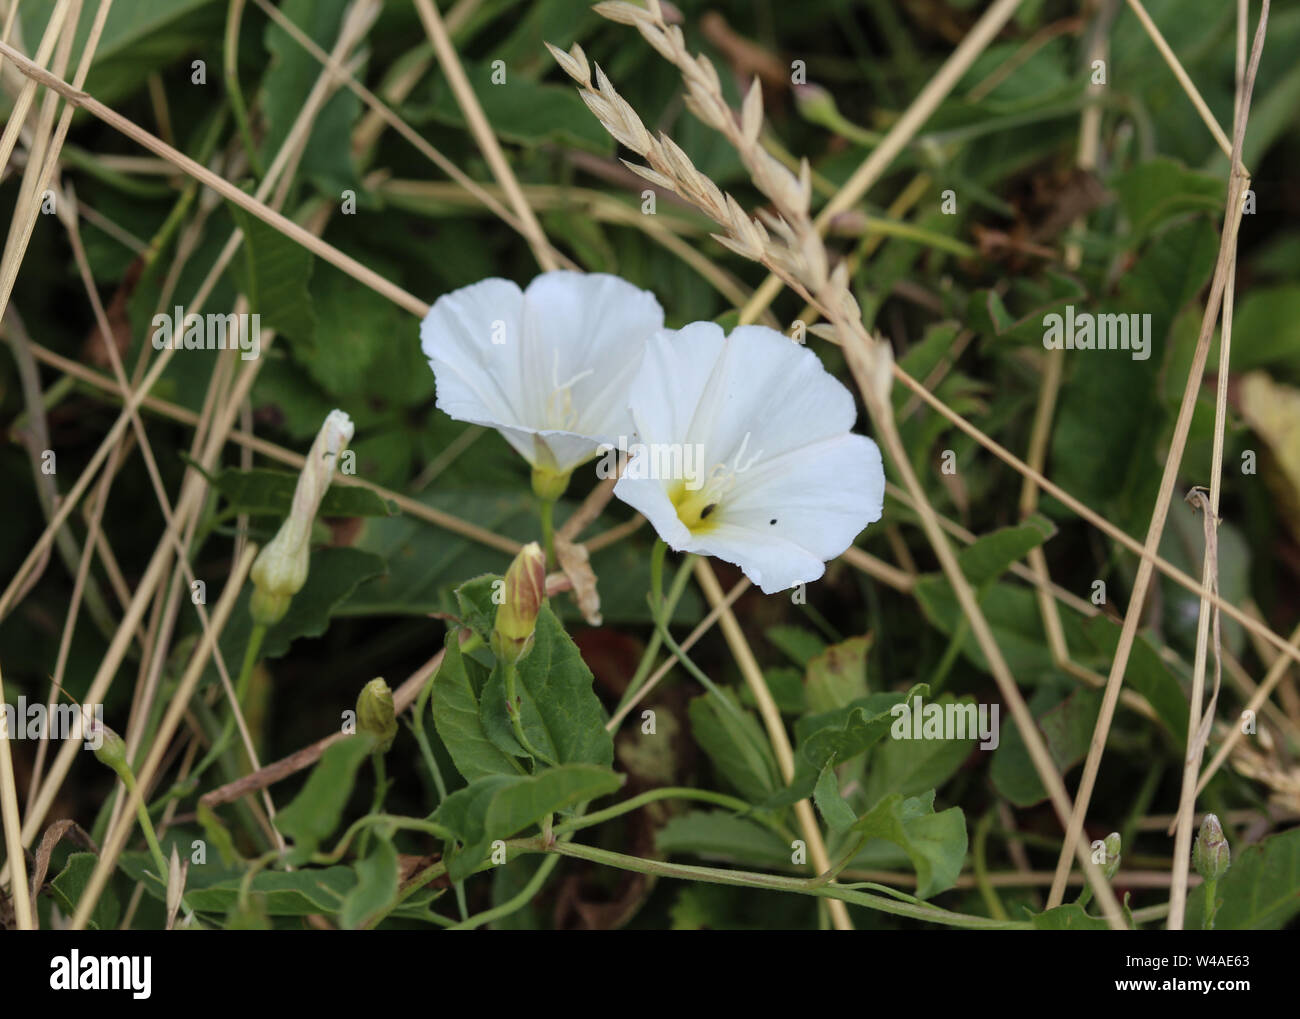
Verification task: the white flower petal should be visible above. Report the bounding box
[704,433,885,591]
[522,270,663,444]
[422,277,527,431]
[613,469,693,549]
[626,321,726,452]
[422,272,662,475]
[614,321,886,593]
[689,325,858,464]
[682,521,829,594]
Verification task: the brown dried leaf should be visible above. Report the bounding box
[555,536,602,626]
[29,819,99,901]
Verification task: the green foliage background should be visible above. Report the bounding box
[1,0,1297,930]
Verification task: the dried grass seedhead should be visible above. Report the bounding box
[550,0,875,348]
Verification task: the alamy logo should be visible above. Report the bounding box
[0,699,103,750]
[890,694,1000,750]
[595,436,708,489]
[50,951,151,999]
[151,305,261,360]
[1042,305,1151,361]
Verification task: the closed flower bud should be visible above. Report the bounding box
[90,717,129,778]
[793,83,837,125]
[250,410,354,626]
[1102,831,1122,880]
[490,542,547,664]
[356,678,397,753]
[1193,814,1231,881]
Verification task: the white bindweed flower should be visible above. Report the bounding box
[420,271,664,497]
[613,323,885,594]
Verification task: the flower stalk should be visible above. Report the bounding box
[91,717,170,884]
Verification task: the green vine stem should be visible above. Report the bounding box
[511,836,1030,930]
[539,497,556,569]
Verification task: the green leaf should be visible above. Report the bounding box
[1050,217,1218,514]
[181,866,356,916]
[1111,157,1223,238]
[893,323,962,414]
[49,852,120,930]
[758,666,806,715]
[433,765,623,878]
[775,686,922,803]
[655,811,792,870]
[482,765,622,836]
[267,547,386,654]
[848,791,967,898]
[812,760,858,832]
[27,0,226,106]
[765,625,827,667]
[915,579,1085,679]
[1186,827,1300,930]
[509,606,615,768]
[689,690,781,803]
[908,520,1056,647]
[1229,284,1300,374]
[453,574,500,640]
[991,687,1100,807]
[212,466,395,518]
[954,516,1055,587]
[275,733,377,862]
[803,634,870,713]
[260,0,360,192]
[304,276,421,402]
[862,694,979,805]
[227,199,317,350]
[430,628,523,782]
[340,833,400,929]
[478,662,535,761]
[429,776,511,880]
[1159,510,1250,659]
[1079,617,1187,746]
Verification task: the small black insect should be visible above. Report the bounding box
[769,518,777,525]
[700,503,718,519]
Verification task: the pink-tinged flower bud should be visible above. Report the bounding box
[793,83,836,124]
[250,410,354,625]
[490,542,547,664]
[1193,814,1231,881]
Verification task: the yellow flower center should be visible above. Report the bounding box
[668,433,763,535]
[671,481,723,534]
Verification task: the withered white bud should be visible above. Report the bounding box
[249,410,354,625]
